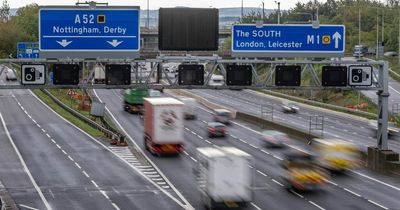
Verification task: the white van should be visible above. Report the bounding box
[209,74,224,86]
[179,97,198,119]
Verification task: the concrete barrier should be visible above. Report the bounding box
[367,147,400,175]
[235,112,319,143]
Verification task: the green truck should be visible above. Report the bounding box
[123,89,149,113]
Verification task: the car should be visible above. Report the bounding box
[261,130,290,147]
[282,101,300,113]
[207,122,227,138]
[5,70,17,81]
[209,74,225,86]
[384,51,398,57]
[212,109,232,124]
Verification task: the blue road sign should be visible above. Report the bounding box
[232,24,345,57]
[39,8,140,51]
[17,42,40,59]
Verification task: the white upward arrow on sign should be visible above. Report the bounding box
[332,32,341,49]
[56,39,72,47]
[107,40,123,47]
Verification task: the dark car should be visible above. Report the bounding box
[207,122,227,138]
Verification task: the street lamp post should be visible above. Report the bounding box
[241,0,243,21]
[274,1,281,24]
[147,0,150,29]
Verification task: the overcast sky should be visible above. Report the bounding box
[10,0,327,10]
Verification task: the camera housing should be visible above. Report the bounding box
[348,65,372,86]
[21,64,46,85]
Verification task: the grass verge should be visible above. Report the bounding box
[33,89,104,137]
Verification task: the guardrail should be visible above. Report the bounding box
[0,180,17,210]
[41,89,127,145]
[389,68,400,82]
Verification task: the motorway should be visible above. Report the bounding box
[190,89,400,153]
[0,69,187,210]
[94,88,400,210]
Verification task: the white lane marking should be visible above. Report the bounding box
[230,134,237,139]
[183,151,189,156]
[91,180,99,188]
[343,188,361,197]
[367,200,389,209]
[308,201,325,210]
[36,90,194,209]
[273,155,283,161]
[51,139,56,144]
[32,119,36,124]
[19,204,40,210]
[61,150,67,155]
[56,144,61,149]
[250,202,262,210]
[0,113,52,210]
[260,149,270,155]
[190,157,198,162]
[205,140,211,144]
[198,135,204,140]
[92,90,194,209]
[36,124,41,128]
[67,156,74,161]
[351,170,400,192]
[256,170,267,177]
[325,179,338,186]
[249,143,257,149]
[41,128,46,133]
[390,86,400,95]
[75,162,82,169]
[83,171,90,178]
[290,190,304,199]
[45,133,51,138]
[112,203,121,210]
[100,190,110,200]
[272,179,284,187]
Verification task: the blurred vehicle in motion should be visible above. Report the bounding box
[123,88,149,113]
[207,122,227,138]
[144,97,184,156]
[261,130,290,148]
[94,65,105,84]
[212,109,232,125]
[179,97,198,119]
[353,44,368,57]
[149,89,162,97]
[208,74,225,86]
[282,100,300,113]
[195,147,253,209]
[5,69,17,81]
[384,51,398,57]
[310,138,361,172]
[281,149,328,191]
[368,120,400,136]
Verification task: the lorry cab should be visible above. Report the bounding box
[282,149,328,191]
[310,138,361,171]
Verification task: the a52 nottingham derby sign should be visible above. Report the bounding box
[39,8,140,51]
[231,24,345,58]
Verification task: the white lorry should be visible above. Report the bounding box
[94,65,106,84]
[195,147,254,209]
[144,97,184,155]
[179,97,198,119]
